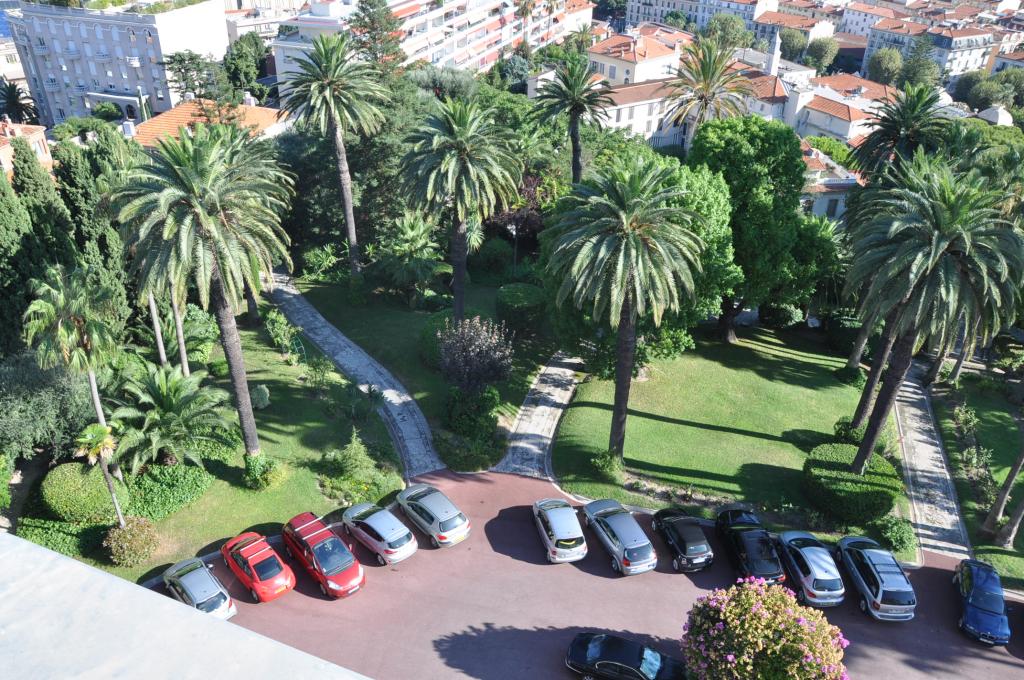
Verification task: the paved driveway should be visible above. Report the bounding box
[188,471,1024,679]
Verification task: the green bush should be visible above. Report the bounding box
[317,432,403,504]
[41,463,129,524]
[434,430,503,471]
[871,515,915,553]
[0,456,12,511]
[591,450,624,486]
[250,384,271,410]
[470,238,513,276]
[265,309,299,356]
[824,313,863,357]
[759,303,803,329]
[191,427,240,463]
[16,515,107,559]
[103,516,158,567]
[127,464,213,521]
[803,443,904,524]
[208,359,229,378]
[445,385,500,439]
[243,454,285,490]
[421,289,453,311]
[301,243,342,281]
[496,283,546,333]
[833,365,866,388]
[833,416,898,457]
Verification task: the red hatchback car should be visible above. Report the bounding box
[282,512,365,599]
[221,532,295,603]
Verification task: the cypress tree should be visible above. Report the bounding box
[0,172,37,357]
[10,136,76,265]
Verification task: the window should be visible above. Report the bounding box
[826,199,839,217]
[608,65,616,79]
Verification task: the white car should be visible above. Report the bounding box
[533,498,587,563]
[396,483,471,548]
[341,503,418,566]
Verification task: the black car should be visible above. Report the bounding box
[716,508,785,584]
[652,508,714,572]
[565,633,687,680]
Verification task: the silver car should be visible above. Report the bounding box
[533,498,588,563]
[837,536,917,621]
[397,483,471,548]
[162,558,237,620]
[342,502,418,566]
[777,531,845,607]
[582,499,657,576]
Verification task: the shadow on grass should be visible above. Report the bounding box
[136,561,175,585]
[203,458,247,489]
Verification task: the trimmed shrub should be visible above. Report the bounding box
[208,359,229,378]
[470,238,513,275]
[825,313,863,356]
[833,416,898,458]
[103,516,158,567]
[759,303,803,329]
[265,309,300,357]
[191,427,240,463]
[421,289,452,311]
[682,578,848,679]
[41,463,129,524]
[250,384,271,410]
[871,515,915,553]
[803,443,904,524]
[496,283,546,333]
[17,515,107,559]
[243,454,285,490]
[317,432,403,505]
[591,450,624,486]
[434,430,503,472]
[127,464,213,521]
[833,365,866,388]
[445,385,500,439]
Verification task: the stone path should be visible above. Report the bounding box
[493,352,584,479]
[894,360,972,559]
[0,455,48,534]
[269,274,445,480]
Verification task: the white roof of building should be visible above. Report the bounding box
[978,104,1014,125]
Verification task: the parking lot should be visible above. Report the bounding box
[173,471,1024,679]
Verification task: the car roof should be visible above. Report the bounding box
[967,561,1003,592]
[739,528,772,547]
[542,503,583,539]
[289,513,334,546]
[802,545,840,580]
[363,507,411,541]
[590,634,644,665]
[720,508,761,526]
[585,498,624,516]
[864,548,912,589]
[412,488,460,521]
[604,511,649,547]
[178,563,221,601]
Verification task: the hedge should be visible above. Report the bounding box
[496,283,546,333]
[0,455,12,511]
[759,303,803,329]
[803,443,904,524]
[834,416,898,458]
[40,463,129,524]
[104,516,158,567]
[127,464,214,521]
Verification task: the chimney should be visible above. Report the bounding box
[183,91,196,101]
[242,91,257,107]
[768,31,782,77]
[122,120,136,138]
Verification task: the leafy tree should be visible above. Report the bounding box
[10,137,77,267]
[162,50,213,98]
[0,174,35,357]
[779,28,807,61]
[703,14,753,49]
[283,34,389,275]
[594,0,624,19]
[853,83,945,176]
[867,47,902,86]
[666,39,753,134]
[663,10,692,31]
[112,124,294,459]
[688,116,805,342]
[162,50,241,123]
[51,116,113,143]
[805,37,838,74]
[498,54,530,88]
[968,79,1014,111]
[91,102,123,122]
[993,67,1024,107]
[953,70,987,103]
[349,0,405,69]
[223,32,269,102]
[403,98,522,320]
[376,211,452,306]
[407,64,478,101]
[787,214,843,308]
[534,57,613,183]
[899,35,940,88]
[805,135,853,168]
[547,156,704,456]
[0,79,37,123]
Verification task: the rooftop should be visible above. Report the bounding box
[131,99,290,148]
[754,10,826,29]
[927,25,992,39]
[605,77,674,107]
[635,22,695,49]
[810,73,897,102]
[745,71,789,103]
[805,94,870,122]
[845,2,909,19]
[588,34,675,63]
[870,18,931,36]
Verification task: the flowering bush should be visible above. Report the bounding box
[682,577,849,679]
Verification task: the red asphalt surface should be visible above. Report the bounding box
[182,471,1024,679]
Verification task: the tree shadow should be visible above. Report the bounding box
[203,458,247,489]
[136,561,175,586]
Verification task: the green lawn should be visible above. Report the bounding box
[934,374,1024,590]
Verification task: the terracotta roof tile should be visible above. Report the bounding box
[745,72,789,103]
[589,34,674,63]
[810,73,897,102]
[805,95,870,122]
[845,2,909,19]
[605,78,674,106]
[754,10,822,30]
[870,18,930,36]
[132,100,289,149]
[565,0,595,13]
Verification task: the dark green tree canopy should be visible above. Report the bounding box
[0,173,35,358]
[349,0,405,69]
[867,48,902,86]
[899,35,940,88]
[805,37,838,74]
[223,32,269,102]
[703,13,754,49]
[779,28,808,61]
[10,137,77,266]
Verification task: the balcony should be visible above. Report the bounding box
[34,43,50,55]
[72,84,87,95]
[65,47,80,59]
[95,50,111,62]
[126,56,141,68]
[43,79,60,92]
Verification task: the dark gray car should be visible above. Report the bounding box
[162,558,236,620]
[582,499,657,576]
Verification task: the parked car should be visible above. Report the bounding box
[533,498,588,563]
[162,558,237,620]
[715,508,785,584]
[220,532,295,603]
[651,508,713,572]
[836,536,916,621]
[954,559,1011,645]
[396,483,471,548]
[565,632,686,680]
[282,512,365,599]
[341,502,418,566]
[776,531,844,607]
[582,499,657,576]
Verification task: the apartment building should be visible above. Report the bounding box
[587,32,680,84]
[225,7,294,43]
[222,0,305,10]
[601,78,688,146]
[777,0,843,23]
[753,10,835,43]
[626,0,778,31]
[1,0,25,86]
[839,1,909,36]
[994,48,1024,69]
[6,0,229,126]
[862,17,992,81]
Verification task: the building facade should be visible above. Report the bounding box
[753,10,835,43]
[0,119,49,179]
[863,17,992,82]
[587,32,679,85]
[625,0,778,31]
[839,1,909,37]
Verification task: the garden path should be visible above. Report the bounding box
[269,273,445,479]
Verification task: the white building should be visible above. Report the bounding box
[6,0,229,126]
[994,48,1024,69]
[626,0,778,31]
[777,0,844,23]
[222,0,306,10]
[839,1,910,36]
[799,139,860,219]
[226,7,295,43]
[602,77,688,146]
[863,18,993,82]
[1,37,24,86]
[587,31,680,85]
[753,10,835,43]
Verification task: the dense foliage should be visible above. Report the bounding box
[40,463,129,524]
[495,283,546,333]
[803,443,903,523]
[438,317,514,394]
[103,516,158,567]
[317,431,403,504]
[126,464,214,521]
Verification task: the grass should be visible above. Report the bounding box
[933,373,1024,590]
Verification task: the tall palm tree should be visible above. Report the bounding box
[0,79,37,124]
[282,34,389,275]
[112,123,294,459]
[112,365,232,473]
[516,0,536,47]
[845,152,1024,474]
[853,83,946,177]
[403,98,522,320]
[665,39,753,138]
[534,57,614,184]
[567,25,594,53]
[74,423,127,527]
[23,264,126,527]
[547,157,704,457]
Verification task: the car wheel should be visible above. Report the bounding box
[582,675,596,680]
[319,583,328,597]
[859,596,868,615]
[611,557,620,573]
[251,589,260,603]
[672,557,681,572]
[431,536,440,549]
[797,590,807,605]
[376,553,387,566]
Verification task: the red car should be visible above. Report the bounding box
[282,512,365,599]
[220,532,295,603]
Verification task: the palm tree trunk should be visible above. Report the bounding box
[950,316,979,383]
[244,282,261,326]
[718,296,741,344]
[923,332,952,387]
[851,311,898,430]
[451,218,468,322]
[852,331,916,475]
[569,113,582,184]
[609,296,636,458]
[87,369,126,528]
[331,117,360,276]
[148,291,168,366]
[846,319,873,370]
[983,440,1024,535]
[170,292,190,377]
[210,263,261,456]
[995,491,1024,548]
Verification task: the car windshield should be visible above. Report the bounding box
[196,591,228,613]
[638,647,662,679]
[313,537,354,576]
[253,556,283,581]
[881,590,916,607]
[439,513,467,532]
[686,543,709,556]
[625,543,654,563]
[387,532,413,550]
[813,578,843,592]
[353,506,380,521]
[556,536,585,550]
[970,590,1005,615]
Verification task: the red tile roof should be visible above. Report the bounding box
[589,34,675,63]
[636,22,694,48]
[746,72,789,103]
[754,10,822,30]
[844,2,909,19]
[132,100,289,149]
[810,73,898,102]
[805,95,870,122]
[565,0,595,13]
[927,26,992,39]
[870,18,930,36]
[605,78,674,106]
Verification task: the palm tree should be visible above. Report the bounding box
[547,157,704,457]
[516,0,536,47]
[378,211,452,307]
[533,57,614,184]
[853,83,946,177]
[282,34,389,275]
[0,79,37,124]
[567,25,594,53]
[112,123,294,459]
[74,423,127,527]
[845,152,1024,474]
[112,365,231,473]
[403,98,522,320]
[665,39,753,138]
[23,264,126,527]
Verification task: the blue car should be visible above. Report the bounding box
[953,559,1011,646]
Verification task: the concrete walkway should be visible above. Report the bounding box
[894,360,972,559]
[0,455,47,534]
[493,352,583,479]
[269,273,445,480]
